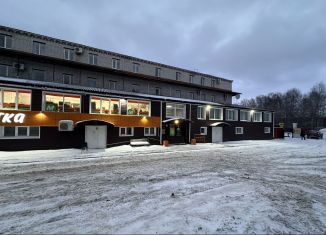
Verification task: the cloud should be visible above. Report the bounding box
[1,0,325,100]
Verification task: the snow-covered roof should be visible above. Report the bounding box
[210,122,231,126]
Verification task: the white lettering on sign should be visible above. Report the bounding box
[0,113,26,123]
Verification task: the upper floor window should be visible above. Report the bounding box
[226,109,238,121]
[253,112,262,122]
[33,41,45,55]
[131,84,140,93]
[189,74,193,83]
[89,53,98,65]
[0,34,12,49]
[211,79,215,87]
[155,87,161,96]
[44,92,80,113]
[112,58,120,69]
[201,77,205,86]
[133,63,140,73]
[189,92,195,100]
[127,100,150,116]
[176,72,181,81]
[0,88,31,110]
[64,48,74,61]
[0,64,9,77]
[197,106,205,119]
[209,107,223,120]
[224,93,228,101]
[166,103,186,118]
[240,110,250,122]
[32,69,45,81]
[211,95,216,102]
[87,77,97,87]
[175,90,181,98]
[109,80,117,90]
[201,93,206,101]
[62,74,73,85]
[155,67,161,77]
[90,96,120,115]
[264,112,272,123]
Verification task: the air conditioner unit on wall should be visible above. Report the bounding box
[13,63,25,70]
[75,47,83,55]
[58,120,74,131]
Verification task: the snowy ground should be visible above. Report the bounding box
[0,138,325,234]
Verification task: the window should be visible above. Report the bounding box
[201,77,205,86]
[0,34,12,48]
[133,63,140,73]
[63,48,74,60]
[90,96,120,115]
[44,92,80,112]
[0,64,9,77]
[201,93,206,101]
[197,106,205,120]
[144,127,156,136]
[175,90,181,98]
[127,100,150,116]
[226,109,238,121]
[62,74,73,85]
[224,93,228,101]
[0,126,40,139]
[109,80,117,90]
[131,84,140,93]
[264,127,271,134]
[209,107,223,120]
[119,127,134,136]
[253,112,262,122]
[0,89,31,110]
[155,87,161,96]
[240,110,250,122]
[264,112,272,123]
[211,95,216,102]
[155,67,161,77]
[87,77,97,87]
[112,58,120,69]
[211,79,215,87]
[189,74,193,83]
[176,72,181,81]
[200,127,207,135]
[166,103,186,118]
[189,92,195,100]
[89,53,98,65]
[235,127,243,135]
[33,41,45,55]
[32,69,45,81]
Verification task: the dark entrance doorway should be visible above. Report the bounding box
[162,119,190,144]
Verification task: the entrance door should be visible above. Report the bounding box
[85,125,107,149]
[212,127,223,143]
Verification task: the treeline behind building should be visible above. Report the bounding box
[237,82,326,129]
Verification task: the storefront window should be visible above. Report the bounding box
[17,90,31,110]
[127,101,139,115]
[0,89,31,110]
[139,102,149,116]
[90,97,101,114]
[44,93,80,112]
[3,90,16,109]
[4,126,15,137]
[110,99,120,115]
[101,99,110,114]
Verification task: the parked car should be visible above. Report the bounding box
[306,130,323,139]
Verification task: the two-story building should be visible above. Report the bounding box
[0,26,273,150]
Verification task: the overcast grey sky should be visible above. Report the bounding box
[1,0,325,100]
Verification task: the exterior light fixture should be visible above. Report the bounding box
[174,120,179,124]
[166,105,172,108]
[206,105,211,111]
[250,110,255,115]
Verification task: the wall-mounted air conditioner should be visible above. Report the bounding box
[58,120,74,131]
[75,47,83,55]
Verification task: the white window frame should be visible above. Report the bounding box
[226,109,238,121]
[166,102,186,119]
[240,110,251,122]
[201,77,205,86]
[176,72,181,81]
[209,107,223,120]
[62,74,73,85]
[211,79,215,87]
[63,48,74,60]
[0,126,40,139]
[133,63,140,73]
[119,127,134,137]
[0,34,12,49]
[42,91,81,113]
[197,106,205,120]
[0,88,32,110]
[155,67,161,77]
[264,127,271,134]
[89,96,121,115]
[0,64,9,77]
[126,99,151,116]
[253,112,262,122]
[112,58,120,69]
[235,127,243,135]
[155,87,161,96]
[33,41,45,55]
[200,127,207,135]
[144,127,156,136]
[189,74,193,83]
[264,112,272,123]
[89,53,98,65]
[109,80,117,90]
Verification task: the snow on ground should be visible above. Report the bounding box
[0,138,325,234]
